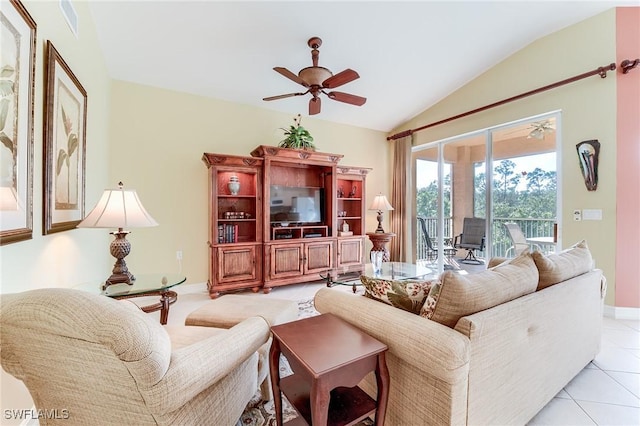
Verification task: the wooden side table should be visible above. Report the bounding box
[269,313,389,426]
[366,232,396,262]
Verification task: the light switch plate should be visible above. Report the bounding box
[582,209,603,220]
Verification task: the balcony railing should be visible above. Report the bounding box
[416,217,453,262]
[491,217,556,257]
[416,217,555,262]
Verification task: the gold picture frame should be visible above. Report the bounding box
[43,40,87,235]
[0,0,36,245]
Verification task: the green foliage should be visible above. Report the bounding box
[419,158,556,222]
[279,114,315,150]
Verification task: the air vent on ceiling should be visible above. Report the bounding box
[59,0,78,37]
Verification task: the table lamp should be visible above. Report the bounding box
[369,194,394,233]
[78,182,158,286]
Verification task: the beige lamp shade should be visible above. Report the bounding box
[369,194,393,233]
[369,194,394,212]
[78,183,158,229]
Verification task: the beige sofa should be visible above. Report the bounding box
[314,244,605,425]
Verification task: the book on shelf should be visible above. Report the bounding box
[218,224,238,243]
[338,231,354,236]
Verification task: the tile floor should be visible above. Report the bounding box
[152,280,640,426]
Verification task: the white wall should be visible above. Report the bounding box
[108,81,389,284]
[392,9,621,305]
[0,0,111,421]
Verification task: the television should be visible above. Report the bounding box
[270,185,324,225]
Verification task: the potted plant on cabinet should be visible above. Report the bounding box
[279,114,315,151]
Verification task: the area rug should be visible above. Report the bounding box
[236,296,374,426]
[297,297,319,319]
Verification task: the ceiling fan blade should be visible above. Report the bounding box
[263,92,306,101]
[309,97,321,115]
[274,67,309,87]
[322,69,359,89]
[326,91,367,106]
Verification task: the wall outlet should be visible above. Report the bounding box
[176,250,183,260]
[573,210,582,221]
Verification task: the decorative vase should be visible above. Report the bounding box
[228,175,240,195]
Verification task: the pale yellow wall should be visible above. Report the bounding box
[395,10,619,305]
[108,81,389,284]
[0,0,112,421]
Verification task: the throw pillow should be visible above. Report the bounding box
[420,251,539,328]
[360,275,435,314]
[532,240,593,290]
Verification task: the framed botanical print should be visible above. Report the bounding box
[0,0,36,245]
[43,40,87,235]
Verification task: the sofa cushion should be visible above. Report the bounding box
[420,251,539,328]
[532,240,593,290]
[360,275,435,314]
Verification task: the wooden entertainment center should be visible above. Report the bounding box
[203,146,370,298]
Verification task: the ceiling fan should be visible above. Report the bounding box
[527,120,555,139]
[263,37,366,115]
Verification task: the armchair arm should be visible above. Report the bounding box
[140,316,270,413]
[314,288,469,385]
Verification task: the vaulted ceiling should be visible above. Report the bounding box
[88,1,633,132]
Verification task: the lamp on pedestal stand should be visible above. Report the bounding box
[367,194,395,262]
[78,182,158,289]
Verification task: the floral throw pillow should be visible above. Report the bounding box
[419,280,442,320]
[360,275,434,314]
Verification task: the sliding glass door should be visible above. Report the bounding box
[489,114,559,258]
[413,112,560,272]
[414,132,487,272]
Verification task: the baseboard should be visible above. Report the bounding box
[604,304,640,320]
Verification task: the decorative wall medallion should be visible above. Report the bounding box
[576,139,600,191]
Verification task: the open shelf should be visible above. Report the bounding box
[272,225,329,240]
[280,374,376,426]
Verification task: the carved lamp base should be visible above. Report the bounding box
[104,230,135,288]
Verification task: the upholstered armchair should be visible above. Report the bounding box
[0,288,271,425]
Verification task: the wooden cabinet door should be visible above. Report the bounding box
[337,237,363,268]
[270,243,304,279]
[216,245,258,284]
[304,240,334,274]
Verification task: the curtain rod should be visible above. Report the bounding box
[387,62,617,141]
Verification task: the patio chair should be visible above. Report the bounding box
[454,217,486,264]
[417,217,456,268]
[504,222,542,257]
[417,217,438,261]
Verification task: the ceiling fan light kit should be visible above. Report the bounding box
[263,37,366,115]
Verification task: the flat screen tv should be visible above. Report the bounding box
[270,185,324,225]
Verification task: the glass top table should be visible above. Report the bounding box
[76,273,186,324]
[320,262,433,293]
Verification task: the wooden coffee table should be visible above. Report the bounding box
[269,313,389,426]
